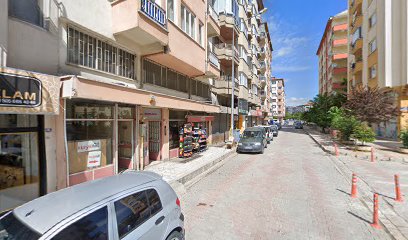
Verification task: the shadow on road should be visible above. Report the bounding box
[279,126,307,135]
[348,211,371,224]
[375,192,395,201]
[336,188,351,197]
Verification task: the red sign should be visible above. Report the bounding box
[186,116,215,122]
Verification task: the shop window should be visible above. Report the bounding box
[0,115,40,213]
[169,121,184,149]
[66,100,114,175]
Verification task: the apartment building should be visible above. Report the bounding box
[317,10,348,95]
[348,0,408,139]
[271,77,285,122]
[0,0,272,212]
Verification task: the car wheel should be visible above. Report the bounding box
[260,147,264,154]
[166,231,184,240]
[267,140,270,144]
[265,143,268,148]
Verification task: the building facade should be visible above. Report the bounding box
[348,0,408,139]
[0,0,272,212]
[271,77,285,122]
[317,10,348,95]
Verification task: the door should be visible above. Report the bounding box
[118,121,134,172]
[148,121,161,161]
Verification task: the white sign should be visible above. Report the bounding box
[87,151,101,168]
[77,140,101,153]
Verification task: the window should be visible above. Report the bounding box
[369,13,377,28]
[8,0,44,28]
[369,39,377,54]
[351,27,362,45]
[240,19,248,38]
[115,190,162,239]
[199,22,204,46]
[239,72,247,87]
[52,207,109,240]
[167,0,174,22]
[68,26,136,79]
[181,5,196,39]
[239,45,248,61]
[370,64,377,79]
[0,212,41,240]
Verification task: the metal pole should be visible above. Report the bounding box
[230,25,235,139]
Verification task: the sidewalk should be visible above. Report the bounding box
[145,146,236,195]
[305,126,408,239]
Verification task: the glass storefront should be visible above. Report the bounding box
[0,115,42,213]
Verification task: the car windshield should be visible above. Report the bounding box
[242,131,262,138]
[0,212,40,240]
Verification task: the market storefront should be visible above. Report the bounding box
[0,67,59,213]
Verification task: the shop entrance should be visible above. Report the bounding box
[148,121,161,161]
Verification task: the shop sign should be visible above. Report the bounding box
[0,72,41,107]
[77,140,101,153]
[187,115,215,122]
[238,99,248,115]
[143,108,161,121]
[87,151,101,168]
[0,67,60,115]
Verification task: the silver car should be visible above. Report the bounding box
[0,171,184,240]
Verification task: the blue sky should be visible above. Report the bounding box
[263,0,347,106]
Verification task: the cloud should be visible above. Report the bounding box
[286,97,309,106]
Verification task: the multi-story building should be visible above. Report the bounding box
[271,77,285,122]
[317,10,348,95]
[348,0,408,139]
[0,0,272,212]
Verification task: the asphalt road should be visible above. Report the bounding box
[180,126,392,240]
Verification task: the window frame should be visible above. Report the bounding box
[369,12,377,28]
[369,38,377,54]
[167,0,174,22]
[369,64,377,79]
[181,4,196,39]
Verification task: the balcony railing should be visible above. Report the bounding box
[209,52,220,69]
[208,4,219,22]
[220,75,239,89]
[215,43,239,59]
[140,0,167,28]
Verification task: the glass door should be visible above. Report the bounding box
[117,106,135,172]
[148,121,161,161]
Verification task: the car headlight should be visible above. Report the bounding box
[238,143,243,146]
[254,142,261,146]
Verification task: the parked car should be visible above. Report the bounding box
[0,171,184,240]
[295,121,304,129]
[237,127,267,154]
[255,125,274,143]
[275,122,282,130]
[270,125,279,137]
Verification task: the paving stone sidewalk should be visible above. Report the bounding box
[305,125,408,239]
[145,146,235,186]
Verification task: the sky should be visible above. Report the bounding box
[263,0,347,106]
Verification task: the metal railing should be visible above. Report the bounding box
[140,0,167,28]
[208,52,220,69]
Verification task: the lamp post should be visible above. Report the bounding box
[230,7,268,140]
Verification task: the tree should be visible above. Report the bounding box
[352,123,376,145]
[344,86,399,125]
[304,94,346,133]
[329,107,360,141]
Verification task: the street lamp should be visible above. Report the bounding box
[230,7,268,140]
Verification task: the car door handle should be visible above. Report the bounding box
[155,216,165,225]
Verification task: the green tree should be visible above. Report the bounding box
[352,123,376,145]
[329,107,360,141]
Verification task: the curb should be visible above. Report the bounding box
[169,149,237,196]
[305,129,408,240]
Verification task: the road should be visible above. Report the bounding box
[180,126,392,240]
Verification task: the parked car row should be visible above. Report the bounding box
[236,124,280,154]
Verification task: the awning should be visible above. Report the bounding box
[0,67,60,115]
[61,76,220,113]
[187,115,215,122]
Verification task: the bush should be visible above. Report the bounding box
[352,123,376,145]
[400,130,408,148]
[329,107,360,141]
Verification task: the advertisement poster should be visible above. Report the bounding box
[87,151,101,168]
[77,140,101,152]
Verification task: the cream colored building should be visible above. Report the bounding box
[317,10,348,95]
[348,0,408,139]
[271,77,285,122]
[0,0,272,212]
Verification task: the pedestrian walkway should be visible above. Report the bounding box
[145,146,235,184]
[305,125,408,239]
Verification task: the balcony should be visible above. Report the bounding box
[333,38,347,47]
[351,38,363,54]
[259,75,266,86]
[333,53,348,61]
[350,0,363,20]
[206,51,221,78]
[238,85,249,99]
[213,76,239,96]
[112,0,168,55]
[218,11,239,40]
[333,23,348,32]
[351,15,363,32]
[259,47,266,60]
[351,60,363,73]
[214,43,239,66]
[332,67,347,75]
[260,90,267,99]
[207,4,220,37]
[259,61,266,73]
